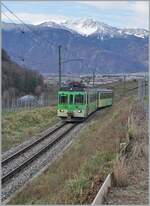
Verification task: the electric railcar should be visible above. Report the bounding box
[57,83,113,122]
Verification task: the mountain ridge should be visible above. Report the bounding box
[2,19,149,38]
[2,20,148,74]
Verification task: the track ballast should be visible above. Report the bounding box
[2,122,77,184]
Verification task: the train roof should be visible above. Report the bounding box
[59,86,95,92]
[59,86,113,93]
[96,89,113,93]
[59,82,86,91]
[60,86,84,91]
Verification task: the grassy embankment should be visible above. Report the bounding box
[2,107,58,152]
[105,98,148,204]
[9,94,135,204]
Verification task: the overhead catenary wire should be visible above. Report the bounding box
[2,11,47,61]
[2,3,86,74]
[2,11,27,63]
[2,4,39,44]
[1,2,73,61]
[1,3,55,47]
[4,51,63,71]
[2,10,55,68]
[1,4,68,73]
[2,11,19,25]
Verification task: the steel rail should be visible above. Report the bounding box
[2,123,77,184]
[2,122,67,166]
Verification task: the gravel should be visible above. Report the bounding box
[2,123,72,177]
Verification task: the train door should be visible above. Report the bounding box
[96,92,99,108]
[97,92,101,108]
[68,93,74,112]
[99,92,100,108]
[86,90,89,115]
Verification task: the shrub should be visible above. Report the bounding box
[66,176,89,203]
[112,111,119,118]
[113,160,128,187]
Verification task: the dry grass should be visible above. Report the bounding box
[112,99,148,189]
[9,95,135,205]
[113,160,128,187]
[2,106,58,152]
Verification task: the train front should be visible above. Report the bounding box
[57,82,86,122]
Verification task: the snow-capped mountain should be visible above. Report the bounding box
[38,21,67,30]
[37,18,148,38]
[38,18,119,37]
[121,28,149,38]
[2,18,148,38]
[61,18,113,36]
[2,19,148,74]
[38,21,77,34]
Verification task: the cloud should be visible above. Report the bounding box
[81,1,130,9]
[2,1,149,29]
[2,12,68,25]
[80,1,149,29]
[128,2,149,29]
[81,1,148,13]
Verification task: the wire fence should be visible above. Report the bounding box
[2,94,52,113]
[2,79,148,113]
[137,79,149,118]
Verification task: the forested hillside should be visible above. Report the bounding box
[2,49,44,98]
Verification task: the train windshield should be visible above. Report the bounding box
[75,94,84,104]
[59,94,68,104]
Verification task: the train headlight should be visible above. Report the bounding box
[60,109,64,112]
[78,110,82,113]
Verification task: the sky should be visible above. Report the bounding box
[1,1,149,29]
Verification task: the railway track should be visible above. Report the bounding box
[2,104,111,202]
[2,122,77,185]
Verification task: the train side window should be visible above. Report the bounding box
[75,94,84,104]
[107,93,112,98]
[100,93,106,99]
[59,94,68,104]
[100,92,112,99]
[69,94,74,104]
